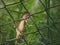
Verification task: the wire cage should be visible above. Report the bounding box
[0,0,60,45]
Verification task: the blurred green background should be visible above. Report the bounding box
[0,0,60,45]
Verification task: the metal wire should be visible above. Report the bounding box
[0,0,60,45]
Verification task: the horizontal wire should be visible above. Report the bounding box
[0,0,60,45]
[0,2,20,9]
[0,4,60,27]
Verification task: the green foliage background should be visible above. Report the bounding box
[0,0,60,45]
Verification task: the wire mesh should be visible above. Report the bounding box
[0,0,60,45]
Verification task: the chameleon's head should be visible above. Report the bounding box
[22,12,29,19]
[22,12,30,22]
